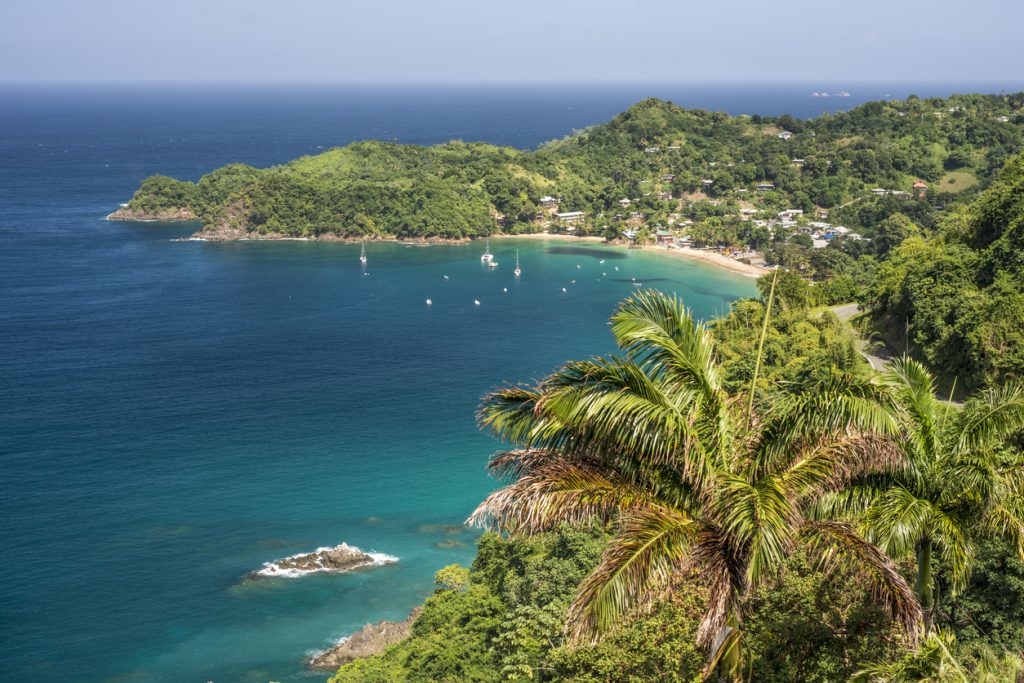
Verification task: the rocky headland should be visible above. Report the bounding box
[309,608,421,670]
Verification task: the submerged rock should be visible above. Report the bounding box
[255,543,396,578]
[309,608,421,670]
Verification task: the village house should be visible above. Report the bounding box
[998,115,1010,123]
[658,192,672,201]
[539,195,559,211]
[655,229,674,244]
[913,180,928,198]
[555,210,585,225]
[618,198,631,208]
[661,174,676,182]
[756,182,776,191]
[777,131,793,140]
[870,188,889,196]
[778,209,804,220]
[791,158,805,165]
[701,178,714,187]
[644,146,660,153]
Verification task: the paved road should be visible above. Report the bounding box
[829,303,894,371]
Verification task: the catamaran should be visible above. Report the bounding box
[480,238,493,263]
[513,250,521,277]
[359,240,367,265]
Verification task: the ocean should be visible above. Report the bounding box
[0,82,1015,683]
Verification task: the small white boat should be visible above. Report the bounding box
[488,260,499,269]
[443,275,449,280]
[474,299,481,305]
[426,299,432,305]
[480,238,493,263]
[359,240,367,265]
[599,259,605,264]
[503,287,508,293]
[561,287,567,293]
[513,250,521,277]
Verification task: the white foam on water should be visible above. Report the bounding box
[256,543,398,578]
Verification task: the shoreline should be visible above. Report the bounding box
[110,211,765,277]
[492,233,767,278]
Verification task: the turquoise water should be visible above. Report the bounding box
[2,220,753,681]
[8,82,955,682]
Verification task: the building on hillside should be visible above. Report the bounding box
[777,131,793,140]
[870,188,889,196]
[756,182,775,191]
[997,115,1010,123]
[661,174,676,182]
[701,178,714,187]
[655,229,674,244]
[618,198,631,207]
[658,191,673,201]
[912,180,928,199]
[539,196,559,211]
[555,211,585,226]
[791,158,805,165]
[645,146,660,153]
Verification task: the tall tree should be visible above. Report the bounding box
[834,357,1024,632]
[469,290,921,681]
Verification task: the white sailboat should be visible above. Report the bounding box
[480,238,493,263]
[513,250,521,277]
[359,240,367,265]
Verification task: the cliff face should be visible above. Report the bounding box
[107,206,198,222]
[309,608,421,670]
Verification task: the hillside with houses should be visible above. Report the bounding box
[118,93,1023,271]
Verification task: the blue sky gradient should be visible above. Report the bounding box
[2,0,1021,83]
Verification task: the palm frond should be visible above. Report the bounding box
[566,505,699,642]
[753,372,900,476]
[951,382,1024,454]
[882,356,942,463]
[467,459,657,533]
[864,486,934,557]
[802,521,922,638]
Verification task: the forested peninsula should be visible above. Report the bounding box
[113,93,1022,243]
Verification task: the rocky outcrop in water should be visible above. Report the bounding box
[255,543,396,578]
[309,608,421,670]
[106,205,197,221]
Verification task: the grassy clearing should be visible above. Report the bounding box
[939,170,978,193]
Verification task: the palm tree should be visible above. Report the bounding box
[468,290,922,681]
[841,357,1024,633]
[853,628,1024,682]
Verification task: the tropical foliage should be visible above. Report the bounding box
[123,94,1023,240]
[467,290,919,680]
[824,357,1024,631]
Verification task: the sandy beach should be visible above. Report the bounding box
[492,233,767,278]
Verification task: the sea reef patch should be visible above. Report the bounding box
[254,543,397,578]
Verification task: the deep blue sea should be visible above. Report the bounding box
[1,82,1018,683]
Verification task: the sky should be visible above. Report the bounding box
[1,0,1022,83]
